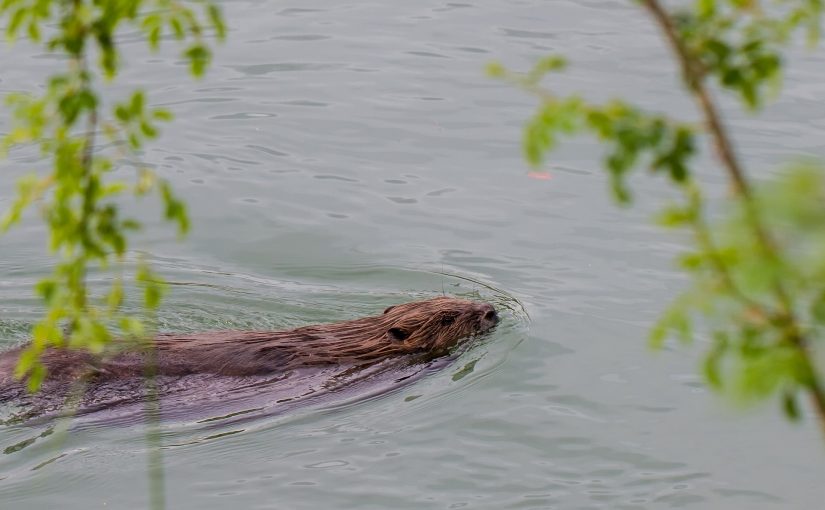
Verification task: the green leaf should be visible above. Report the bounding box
[152,108,174,122]
[129,90,145,116]
[35,279,58,304]
[26,363,46,393]
[14,348,35,380]
[120,317,145,339]
[609,172,632,204]
[115,104,130,122]
[782,390,800,421]
[812,290,825,323]
[485,61,506,78]
[741,82,758,110]
[122,219,142,231]
[1,174,46,232]
[107,280,124,311]
[27,19,40,42]
[207,3,227,41]
[703,346,723,389]
[144,281,163,309]
[140,120,158,139]
[170,17,185,40]
[184,44,211,77]
[78,89,98,111]
[141,12,162,47]
[7,8,27,39]
[677,252,705,271]
[649,318,668,350]
[526,55,567,84]
[159,181,190,235]
[696,0,716,18]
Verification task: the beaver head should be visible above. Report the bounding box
[378,297,499,354]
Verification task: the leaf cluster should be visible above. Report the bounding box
[673,0,820,109]
[489,58,698,202]
[3,0,226,78]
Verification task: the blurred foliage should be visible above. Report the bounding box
[652,168,825,406]
[493,0,825,428]
[0,0,225,391]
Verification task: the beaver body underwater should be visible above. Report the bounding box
[0,297,498,421]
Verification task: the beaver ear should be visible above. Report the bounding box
[386,327,409,342]
[383,305,395,315]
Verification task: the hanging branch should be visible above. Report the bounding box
[640,0,825,435]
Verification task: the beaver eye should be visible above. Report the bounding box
[387,327,410,342]
[441,316,455,326]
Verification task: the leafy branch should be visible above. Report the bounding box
[640,0,825,441]
[493,0,825,438]
[1,0,225,390]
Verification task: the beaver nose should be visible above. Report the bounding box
[478,303,499,324]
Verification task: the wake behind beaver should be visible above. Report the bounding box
[0,297,498,423]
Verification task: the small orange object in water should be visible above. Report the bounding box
[527,171,552,180]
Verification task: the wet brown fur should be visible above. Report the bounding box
[1,297,498,386]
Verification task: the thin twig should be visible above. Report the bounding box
[70,3,168,506]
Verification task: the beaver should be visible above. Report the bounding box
[1,296,498,393]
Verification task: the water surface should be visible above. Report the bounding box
[1,0,824,508]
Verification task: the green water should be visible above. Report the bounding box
[2,0,824,508]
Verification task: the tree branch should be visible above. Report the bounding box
[639,0,825,436]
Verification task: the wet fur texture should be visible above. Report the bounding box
[1,297,498,386]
